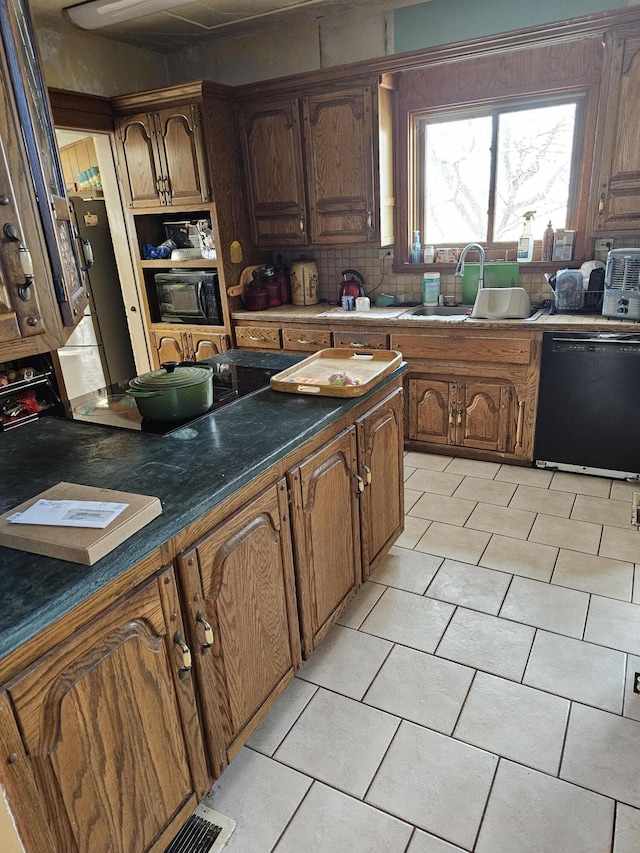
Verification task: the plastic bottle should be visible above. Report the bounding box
[411,231,422,264]
[423,272,440,305]
[542,221,554,262]
[517,211,536,262]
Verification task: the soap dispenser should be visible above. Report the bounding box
[517,211,536,262]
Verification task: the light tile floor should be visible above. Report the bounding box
[205,453,640,852]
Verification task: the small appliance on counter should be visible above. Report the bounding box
[338,269,367,301]
[602,248,640,320]
[155,269,222,324]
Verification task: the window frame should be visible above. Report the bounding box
[394,38,603,271]
[412,93,587,249]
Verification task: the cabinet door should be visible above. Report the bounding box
[357,388,404,579]
[592,33,640,232]
[151,329,189,367]
[456,380,512,453]
[189,331,228,361]
[154,106,209,206]
[5,568,209,853]
[177,482,301,776]
[289,428,362,656]
[302,86,375,244]
[408,377,454,445]
[116,113,164,208]
[239,97,308,246]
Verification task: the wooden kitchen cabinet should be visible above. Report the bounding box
[150,328,228,367]
[282,327,332,352]
[409,376,514,454]
[394,329,538,463]
[4,566,210,853]
[115,105,209,208]
[238,76,394,247]
[591,28,640,233]
[356,388,404,579]
[0,0,87,362]
[177,481,301,777]
[288,428,362,656]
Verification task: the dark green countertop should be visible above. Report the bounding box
[0,350,405,667]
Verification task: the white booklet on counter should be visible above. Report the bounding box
[8,499,128,529]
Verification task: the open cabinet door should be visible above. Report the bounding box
[0,0,88,334]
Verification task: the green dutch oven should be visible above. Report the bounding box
[126,361,214,422]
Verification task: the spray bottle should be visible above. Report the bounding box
[517,211,536,262]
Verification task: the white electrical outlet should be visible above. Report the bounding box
[594,238,614,252]
[378,247,394,259]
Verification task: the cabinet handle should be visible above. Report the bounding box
[457,407,462,426]
[248,334,265,342]
[173,632,192,678]
[515,401,525,449]
[155,176,163,195]
[448,406,454,427]
[3,223,34,301]
[598,193,605,216]
[367,210,372,229]
[196,611,214,651]
[355,474,365,493]
[349,342,366,348]
[363,465,372,485]
[299,216,305,232]
[297,338,317,345]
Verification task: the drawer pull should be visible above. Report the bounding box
[196,611,214,651]
[297,338,315,345]
[349,342,366,348]
[363,465,372,485]
[248,334,266,342]
[173,632,192,678]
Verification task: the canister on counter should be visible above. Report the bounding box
[423,272,441,305]
[290,258,319,305]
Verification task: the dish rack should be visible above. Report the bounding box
[0,355,60,431]
[548,267,604,315]
[549,289,604,314]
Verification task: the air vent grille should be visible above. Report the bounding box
[164,804,236,853]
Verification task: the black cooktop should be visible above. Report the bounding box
[63,362,279,435]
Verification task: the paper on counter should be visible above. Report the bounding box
[8,499,128,529]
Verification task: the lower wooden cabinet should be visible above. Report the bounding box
[288,427,363,656]
[409,376,516,454]
[4,566,209,853]
[150,328,228,366]
[357,388,404,578]
[177,480,301,776]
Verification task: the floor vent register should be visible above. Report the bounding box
[164,804,236,853]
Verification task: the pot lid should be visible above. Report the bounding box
[129,362,212,391]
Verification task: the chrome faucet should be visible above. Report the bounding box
[455,243,485,290]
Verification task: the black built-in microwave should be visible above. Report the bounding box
[155,269,222,325]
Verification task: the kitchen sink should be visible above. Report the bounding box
[401,305,470,317]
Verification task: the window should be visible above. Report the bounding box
[413,97,583,248]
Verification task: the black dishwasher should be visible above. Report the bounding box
[534,331,640,479]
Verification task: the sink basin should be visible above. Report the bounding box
[402,305,470,317]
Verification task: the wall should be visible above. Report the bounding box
[37,21,167,97]
[165,0,634,88]
[395,0,628,54]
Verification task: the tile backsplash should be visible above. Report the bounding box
[273,237,640,306]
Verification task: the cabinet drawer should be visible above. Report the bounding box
[390,334,532,364]
[333,331,389,350]
[283,329,332,352]
[235,325,282,349]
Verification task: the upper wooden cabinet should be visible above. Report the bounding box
[0,0,87,362]
[591,28,640,233]
[238,76,395,248]
[4,566,210,853]
[115,105,209,208]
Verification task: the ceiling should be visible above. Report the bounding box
[30,0,408,53]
